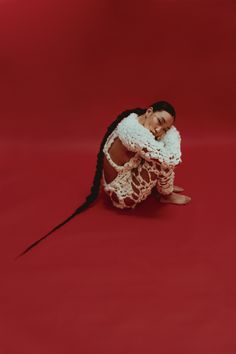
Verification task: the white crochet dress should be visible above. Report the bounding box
[102,112,182,209]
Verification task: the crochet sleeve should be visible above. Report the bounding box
[116,113,182,166]
[155,165,175,196]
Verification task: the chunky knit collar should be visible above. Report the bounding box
[117,112,182,166]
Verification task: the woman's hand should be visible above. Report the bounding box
[160,192,191,205]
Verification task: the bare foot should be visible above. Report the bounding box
[173,185,184,192]
[160,192,191,205]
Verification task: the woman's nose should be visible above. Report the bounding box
[155,127,162,133]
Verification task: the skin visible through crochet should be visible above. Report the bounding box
[103,135,175,209]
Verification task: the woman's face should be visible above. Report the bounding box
[145,107,174,140]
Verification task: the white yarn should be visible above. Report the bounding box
[102,112,181,208]
[116,112,182,166]
[103,158,175,209]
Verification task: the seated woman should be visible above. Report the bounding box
[18,101,191,257]
[102,101,191,208]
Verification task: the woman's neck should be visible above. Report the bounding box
[137,114,146,127]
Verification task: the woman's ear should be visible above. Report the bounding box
[146,107,153,117]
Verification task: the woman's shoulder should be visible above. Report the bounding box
[117,112,144,134]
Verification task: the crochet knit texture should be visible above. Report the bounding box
[102,112,182,209]
[117,113,182,165]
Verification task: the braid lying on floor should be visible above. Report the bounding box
[16,108,146,258]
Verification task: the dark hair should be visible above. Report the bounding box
[17,101,175,258]
[151,101,176,119]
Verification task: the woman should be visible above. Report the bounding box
[18,101,191,258]
[102,101,191,208]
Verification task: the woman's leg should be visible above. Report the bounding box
[103,160,160,209]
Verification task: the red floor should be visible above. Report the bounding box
[1,140,236,353]
[0,0,236,353]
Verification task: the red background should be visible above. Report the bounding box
[1,0,236,353]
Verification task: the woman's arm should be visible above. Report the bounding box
[155,164,175,196]
[116,113,182,166]
[153,163,191,204]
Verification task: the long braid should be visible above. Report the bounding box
[16,107,146,258]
